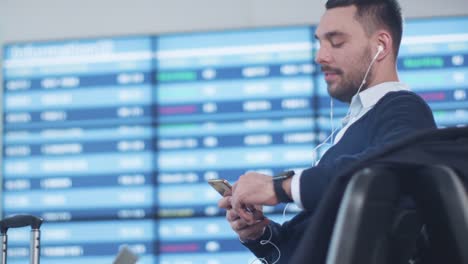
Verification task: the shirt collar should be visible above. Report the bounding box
[349,81,410,114]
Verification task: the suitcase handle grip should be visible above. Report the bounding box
[0,214,43,234]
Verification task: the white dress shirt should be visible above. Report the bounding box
[290,82,410,208]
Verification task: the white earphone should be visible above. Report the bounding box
[316,44,386,155]
[356,44,384,94]
[339,44,385,127]
[377,44,384,53]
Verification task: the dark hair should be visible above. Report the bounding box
[326,0,403,59]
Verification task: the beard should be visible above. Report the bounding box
[324,46,374,103]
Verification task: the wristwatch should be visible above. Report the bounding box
[272,170,295,203]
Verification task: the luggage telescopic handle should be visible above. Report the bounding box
[0,215,44,264]
[0,215,43,234]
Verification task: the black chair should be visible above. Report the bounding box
[325,165,468,264]
[410,165,468,264]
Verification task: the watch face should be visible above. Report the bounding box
[273,175,286,181]
[273,170,295,180]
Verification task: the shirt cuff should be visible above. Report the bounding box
[291,170,304,209]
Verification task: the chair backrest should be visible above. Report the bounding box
[411,165,468,264]
[326,164,468,264]
[325,166,400,264]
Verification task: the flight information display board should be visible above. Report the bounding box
[155,27,317,263]
[399,17,468,127]
[2,16,468,264]
[2,37,157,263]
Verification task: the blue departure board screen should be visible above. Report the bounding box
[2,16,468,264]
[155,27,316,263]
[399,17,468,127]
[2,37,158,263]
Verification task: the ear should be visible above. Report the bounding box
[374,30,393,61]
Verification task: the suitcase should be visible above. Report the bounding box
[0,215,43,264]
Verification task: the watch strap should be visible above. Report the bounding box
[273,171,295,203]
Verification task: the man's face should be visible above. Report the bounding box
[315,5,373,102]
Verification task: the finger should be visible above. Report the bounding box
[231,218,248,231]
[223,189,232,197]
[230,195,241,215]
[231,193,255,224]
[248,217,269,229]
[226,209,240,222]
[231,182,237,195]
[218,196,232,209]
[252,208,265,221]
[237,206,255,224]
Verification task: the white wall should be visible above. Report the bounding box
[0,0,467,43]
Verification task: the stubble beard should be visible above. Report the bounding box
[327,48,373,103]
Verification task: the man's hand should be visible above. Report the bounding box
[218,196,269,241]
[231,172,279,224]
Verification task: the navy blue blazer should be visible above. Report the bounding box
[290,125,468,264]
[243,91,437,263]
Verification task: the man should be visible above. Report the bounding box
[219,0,437,263]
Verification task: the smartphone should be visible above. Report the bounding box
[208,178,232,196]
[208,178,264,220]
